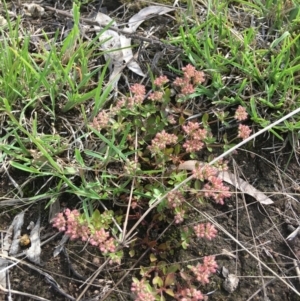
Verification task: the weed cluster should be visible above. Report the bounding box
[51,65,252,300]
[2,0,300,299]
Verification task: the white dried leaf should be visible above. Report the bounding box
[124,6,175,33]
[127,60,146,77]
[95,12,117,27]
[26,218,42,265]
[100,31,123,72]
[221,266,229,278]
[100,30,121,52]
[177,160,202,171]
[95,12,121,62]
[286,226,300,241]
[53,234,69,257]
[0,229,12,288]
[95,6,173,86]
[221,249,237,259]
[1,212,24,288]
[9,212,25,255]
[22,3,45,18]
[119,34,145,77]
[27,221,35,230]
[3,218,18,262]
[108,66,122,88]
[219,170,274,205]
[0,16,7,27]
[0,258,8,288]
[178,160,274,205]
[96,13,123,82]
[119,34,132,62]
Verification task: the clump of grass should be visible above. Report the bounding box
[168,0,300,141]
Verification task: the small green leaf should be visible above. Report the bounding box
[194,179,202,189]
[152,276,163,287]
[270,31,290,49]
[181,240,189,249]
[150,253,157,262]
[91,209,101,223]
[165,289,175,297]
[75,149,85,167]
[63,166,78,175]
[10,161,41,174]
[166,263,180,274]
[202,112,209,125]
